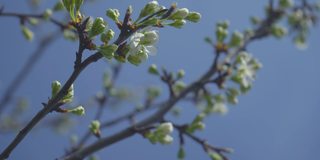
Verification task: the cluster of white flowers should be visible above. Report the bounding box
[235,52,262,89]
[127,28,159,65]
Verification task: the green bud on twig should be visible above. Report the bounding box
[43,9,53,20]
[99,44,118,59]
[89,17,107,38]
[21,26,34,41]
[148,64,159,75]
[216,26,228,42]
[100,29,115,43]
[69,106,85,116]
[208,152,223,160]
[185,12,201,23]
[139,1,160,18]
[106,9,120,22]
[229,31,244,47]
[51,80,61,98]
[169,19,186,28]
[62,84,74,103]
[177,69,185,79]
[89,120,101,138]
[271,25,287,39]
[169,8,189,20]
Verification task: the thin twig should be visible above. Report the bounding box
[0,12,67,30]
[173,124,231,160]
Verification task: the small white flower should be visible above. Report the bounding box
[157,122,174,134]
[160,135,173,145]
[129,32,144,49]
[140,30,159,45]
[235,52,259,88]
[127,28,159,59]
[211,102,228,115]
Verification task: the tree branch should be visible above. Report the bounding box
[60,5,293,159]
[0,11,67,30]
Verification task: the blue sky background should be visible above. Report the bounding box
[0,0,320,160]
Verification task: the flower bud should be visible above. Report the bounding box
[148,64,159,75]
[69,106,85,116]
[216,26,228,42]
[185,12,201,23]
[128,54,142,66]
[250,16,261,25]
[216,20,230,29]
[159,135,173,145]
[195,122,206,130]
[139,1,160,18]
[208,152,223,160]
[229,31,244,47]
[169,8,189,20]
[169,19,186,28]
[132,49,149,65]
[294,34,307,50]
[51,80,61,98]
[140,30,159,45]
[106,9,120,22]
[157,122,174,135]
[21,26,34,41]
[141,18,159,26]
[43,9,53,20]
[173,81,186,93]
[271,25,287,39]
[89,17,107,38]
[177,69,185,79]
[89,120,101,137]
[211,102,228,115]
[147,86,161,99]
[99,44,118,59]
[100,29,115,43]
[62,84,74,103]
[63,30,77,41]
